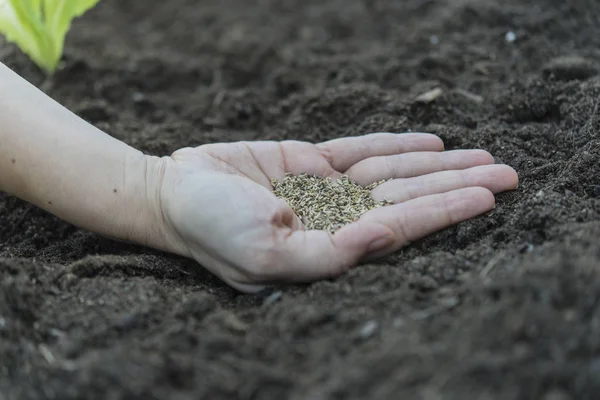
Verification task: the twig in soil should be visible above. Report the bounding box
[38,344,76,370]
[473,62,491,76]
[39,344,57,364]
[2,207,31,237]
[453,88,484,104]
[213,89,226,107]
[583,97,599,138]
[415,88,443,103]
[172,264,192,275]
[409,297,459,320]
[262,290,283,307]
[479,250,507,278]
[210,67,223,93]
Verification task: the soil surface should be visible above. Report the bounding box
[1,0,600,399]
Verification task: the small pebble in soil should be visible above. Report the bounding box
[114,313,139,331]
[271,173,392,233]
[46,285,61,295]
[518,243,535,253]
[505,31,516,43]
[359,320,379,339]
[132,92,146,102]
[392,317,406,328]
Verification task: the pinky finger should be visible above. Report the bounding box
[358,187,496,259]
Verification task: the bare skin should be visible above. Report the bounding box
[0,62,518,293]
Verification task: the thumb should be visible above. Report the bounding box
[271,221,395,282]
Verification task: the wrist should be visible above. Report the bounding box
[0,62,188,257]
[121,153,189,257]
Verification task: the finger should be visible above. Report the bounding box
[346,149,495,185]
[371,164,519,204]
[261,221,395,282]
[358,187,495,258]
[316,132,444,172]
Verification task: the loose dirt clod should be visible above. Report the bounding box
[271,173,392,233]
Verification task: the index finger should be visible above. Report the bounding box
[315,132,444,173]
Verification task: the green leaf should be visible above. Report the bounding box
[0,0,100,74]
[41,0,101,71]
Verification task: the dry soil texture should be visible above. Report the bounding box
[1,0,600,399]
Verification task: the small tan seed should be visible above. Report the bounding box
[271,173,393,233]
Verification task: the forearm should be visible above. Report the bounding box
[0,62,168,250]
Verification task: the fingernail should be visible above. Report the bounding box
[367,235,395,253]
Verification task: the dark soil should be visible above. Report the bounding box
[1,0,600,399]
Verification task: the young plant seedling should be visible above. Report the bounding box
[0,0,101,74]
[271,173,393,233]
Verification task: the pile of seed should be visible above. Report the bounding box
[271,173,393,233]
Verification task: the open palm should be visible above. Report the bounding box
[159,133,518,292]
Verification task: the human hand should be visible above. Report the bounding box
[156,133,518,292]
